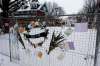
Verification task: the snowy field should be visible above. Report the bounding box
[0,27,97,66]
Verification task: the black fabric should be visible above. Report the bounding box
[24,29,49,39]
[17,32,26,49]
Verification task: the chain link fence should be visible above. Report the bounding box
[0,14,99,66]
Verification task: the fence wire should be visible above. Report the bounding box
[0,14,99,66]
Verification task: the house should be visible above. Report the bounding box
[11,0,48,26]
[66,16,77,26]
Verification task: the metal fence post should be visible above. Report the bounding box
[9,20,12,62]
[94,14,100,66]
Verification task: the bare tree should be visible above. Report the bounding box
[44,2,65,26]
[45,2,65,16]
[78,0,97,28]
[83,0,97,14]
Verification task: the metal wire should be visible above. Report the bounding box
[0,13,98,66]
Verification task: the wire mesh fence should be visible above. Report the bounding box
[0,14,99,66]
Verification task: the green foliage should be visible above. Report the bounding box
[48,31,65,54]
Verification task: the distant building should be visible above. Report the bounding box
[14,0,47,16]
[66,16,77,26]
[11,0,48,26]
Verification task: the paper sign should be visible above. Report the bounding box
[75,23,88,32]
[64,28,73,36]
[67,42,75,50]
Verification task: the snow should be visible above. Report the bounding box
[0,27,97,66]
[0,54,20,66]
[0,34,10,57]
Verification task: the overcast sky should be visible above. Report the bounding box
[39,0,85,14]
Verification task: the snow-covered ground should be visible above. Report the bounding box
[0,27,97,66]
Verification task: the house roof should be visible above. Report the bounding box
[13,1,48,17]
